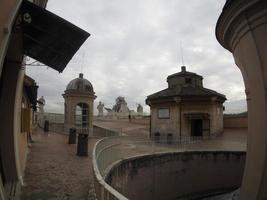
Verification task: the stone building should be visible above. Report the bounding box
[146,66,226,140]
[63,73,96,136]
[0,0,89,198]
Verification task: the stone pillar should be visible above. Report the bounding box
[216,1,267,199]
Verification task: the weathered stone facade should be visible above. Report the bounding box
[63,73,96,136]
[146,66,226,140]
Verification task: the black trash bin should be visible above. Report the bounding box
[167,133,173,144]
[68,128,76,144]
[77,133,88,156]
[44,120,49,132]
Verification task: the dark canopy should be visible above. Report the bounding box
[21,1,90,72]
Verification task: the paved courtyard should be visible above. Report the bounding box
[95,120,247,151]
[20,120,247,200]
[20,130,98,200]
[20,120,149,200]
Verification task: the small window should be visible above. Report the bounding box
[185,78,192,84]
[158,108,170,119]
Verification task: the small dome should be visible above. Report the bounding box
[66,73,94,93]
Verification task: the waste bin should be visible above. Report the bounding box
[167,133,173,144]
[44,120,49,132]
[68,128,76,144]
[77,133,88,156]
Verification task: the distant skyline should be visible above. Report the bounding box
[26,0,247,114]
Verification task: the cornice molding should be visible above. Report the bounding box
[216,0,267,52]
[62,92,96,100]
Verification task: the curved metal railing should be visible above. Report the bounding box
[91,134,238,200]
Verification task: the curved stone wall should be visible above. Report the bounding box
[216,1,267,198]
[106,151,246,200]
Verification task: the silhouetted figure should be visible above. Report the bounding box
[44,120,49,133]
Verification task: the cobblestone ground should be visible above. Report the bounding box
[20,130,98,200]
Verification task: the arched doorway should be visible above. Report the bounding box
[75,103,90,134]
[63,73,96,136]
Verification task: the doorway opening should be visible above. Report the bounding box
[75,103,89,130]
[191,119,203,137]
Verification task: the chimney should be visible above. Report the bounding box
[181,66,186,72]
[79,73,83,78]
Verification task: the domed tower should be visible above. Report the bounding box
[63,73,96,135]
[146,66,226,140]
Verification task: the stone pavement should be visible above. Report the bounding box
[93,120,247,182]
[20,120,247,200]
[20,130,98,200]
[20,120,148,200]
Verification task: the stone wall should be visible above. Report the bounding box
[150,101,224,140]
[106,151,246,200]
[131,118,150,125]
[92,125,121,137]
[47,123,121,137]
[223,115,248,128]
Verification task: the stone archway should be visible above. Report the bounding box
[75,102,90,133]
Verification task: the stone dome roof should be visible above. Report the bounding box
[66,73,94,93]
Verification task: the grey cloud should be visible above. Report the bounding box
[26,0,246,114]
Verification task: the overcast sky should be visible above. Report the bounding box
[26,0,247,114]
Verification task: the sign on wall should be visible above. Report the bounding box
[158,108,170,119]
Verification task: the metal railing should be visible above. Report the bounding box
[36,112,124,137]
[92,135,219,200]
